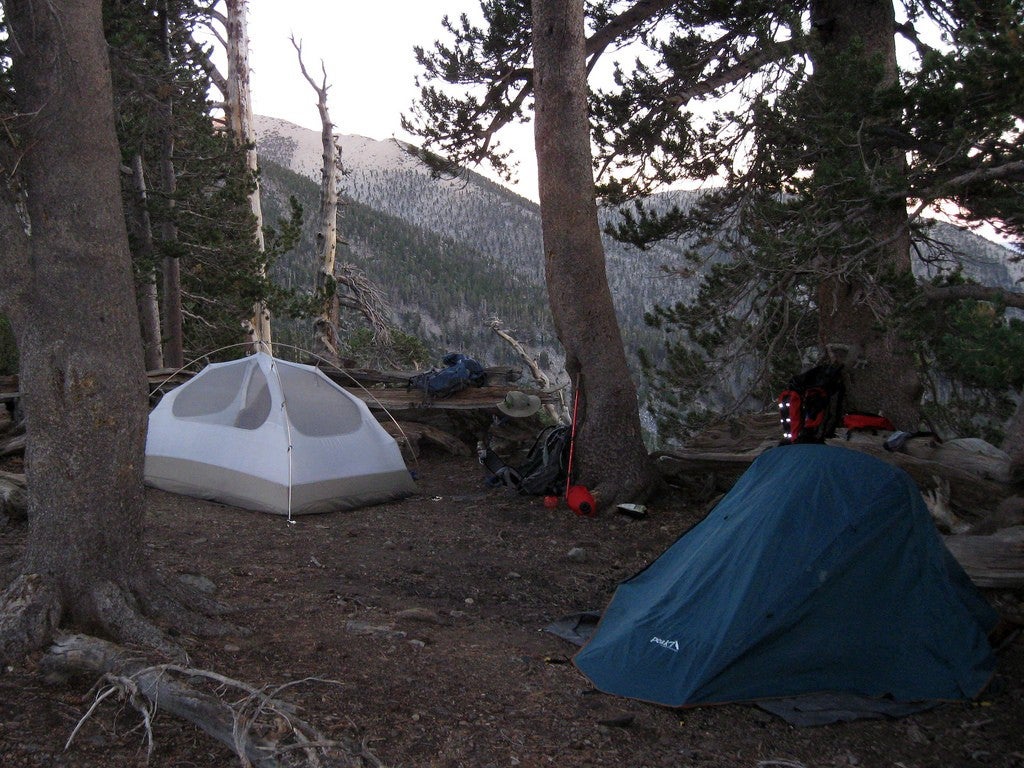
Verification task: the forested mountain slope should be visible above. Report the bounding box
[255,114,1021,394]
[255,115,685,381]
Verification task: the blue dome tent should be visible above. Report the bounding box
[574,445,998,709]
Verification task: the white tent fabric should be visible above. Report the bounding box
[145,353,416,515]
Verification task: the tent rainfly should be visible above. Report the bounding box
[574,444,998,708]
[145,353,416,516]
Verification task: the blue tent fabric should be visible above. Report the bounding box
[573,444,998,708]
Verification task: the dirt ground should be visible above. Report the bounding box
[1,446,1023,768]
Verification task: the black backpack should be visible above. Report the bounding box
[778,364,845,444]
[409,353,487,399]
[480,424,572,496]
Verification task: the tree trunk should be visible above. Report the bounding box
[0,0,232,662]
[128,153,165,372]
[810,0,922,429]
[531,0,660,508]
[293,38,341,363]
[226,0,272,353]
[0,0,152,629]
[157,3,184,369]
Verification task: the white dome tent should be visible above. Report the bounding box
[145,352,416,517]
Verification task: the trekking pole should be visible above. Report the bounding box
[565,374,581,501]
[563,375,595,515]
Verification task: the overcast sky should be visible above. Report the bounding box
[245,1,539,199]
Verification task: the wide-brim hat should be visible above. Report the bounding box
[497,390,542,418]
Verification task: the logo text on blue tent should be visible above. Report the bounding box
[650,636,680,652]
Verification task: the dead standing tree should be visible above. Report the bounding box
[292,37,396,367]
[225,0,272,352]
[292,36,343,362]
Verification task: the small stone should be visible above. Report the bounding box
[179,573,216,594]
[397,607,446,625]
[566,547,587,563]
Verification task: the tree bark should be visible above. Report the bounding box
[226,0,272,353]
[0,0,224,661]
[810,0,922,429]
[531,0,660,508]
[2,0,149,614]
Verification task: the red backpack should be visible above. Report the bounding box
[778,364,845,444]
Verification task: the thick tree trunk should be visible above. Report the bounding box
[2,0,150,623]
[128,153,165,372]
[531,0,660,508]
[0,0,233,662]
[810,0,922,429]
[226,0,272,353]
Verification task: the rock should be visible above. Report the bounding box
[178,573,216,594]
[344,620,406,640]
[566,547,587,563]
[396,607,447,625]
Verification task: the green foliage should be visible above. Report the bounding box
[342,328,431,369]
[597,2,1023,441]
[907,275,1024,441]
[901,0,1024,246]
[104,0,308,362]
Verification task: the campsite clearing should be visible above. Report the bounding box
[1,448,1023,767]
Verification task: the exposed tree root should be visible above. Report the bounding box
[592,473,663,513]
[132,568,244,635]
[45,633,384,768]
[89,579,190,661]
[0,574,61,663]
[1,567,246,666]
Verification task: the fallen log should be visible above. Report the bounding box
[943,526,1024,589]
[655,436,1013,519]
[381,421,472,457]
[0,470,27,522]
[42,632,382,768]
[654,441,1024,591]
[0,428,26,458]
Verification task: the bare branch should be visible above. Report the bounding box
[920,283,1024,309]
[187,34,228,99]
[488,317,567,422]
[44,633,386,768]
[585,0,679,62]
[941,160,1024,189]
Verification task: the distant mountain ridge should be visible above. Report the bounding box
[253,114,1022,408]
[254,114,687,384]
